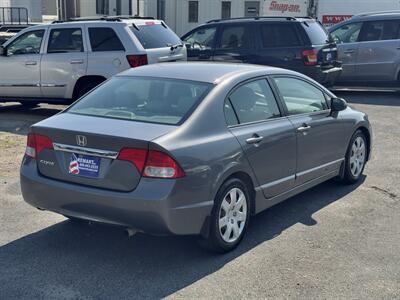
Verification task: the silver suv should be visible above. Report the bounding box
[0,17,186,105]
[329,12,400,87]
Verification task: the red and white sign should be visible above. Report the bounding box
[263,0,309,17]
[322,15,353,27]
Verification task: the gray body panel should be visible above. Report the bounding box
[329,13,400,84]
[20,63,372,235]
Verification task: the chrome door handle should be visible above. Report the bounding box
[246,136,263,144]
[70,59,84,64]
[297,125,311,132]
[344,49,355,54]
[25,61,37,65]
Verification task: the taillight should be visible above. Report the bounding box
[117,148,148,173]
[302,49,318,66]
[143,150,185,179]
[126,54,148,68]
[117,148,185,179]
[26,133,53,158]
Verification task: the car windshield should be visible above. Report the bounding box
[68,77,213,125]
[130,23,182,49]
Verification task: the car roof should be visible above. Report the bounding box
[204,16,315,25]
[48,17,160,27]
[117,62,294,84]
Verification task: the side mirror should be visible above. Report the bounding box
[185,43,192,49]
[331,97,347,112]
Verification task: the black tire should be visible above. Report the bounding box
[200,178,251,253]
[20,101,39,108]
[340,130,367,184]
[74,80,102,100]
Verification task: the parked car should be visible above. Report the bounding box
[329,12,400,87]
[0,16,186,106]
[181,17,342,87]
[20,62,372,252]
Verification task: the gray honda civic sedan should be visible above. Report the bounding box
[20,62,372,252]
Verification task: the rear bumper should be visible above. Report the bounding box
[20,158,213,235]
[303,65,342,87]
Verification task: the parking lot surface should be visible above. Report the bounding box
[0,92,399,299]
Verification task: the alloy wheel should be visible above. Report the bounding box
[350,136,366,177]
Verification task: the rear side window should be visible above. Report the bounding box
[68,77,212,125]
[47,28,83,53]
[219,25,252,49]
[359,20,400,42]
[89,27,124,52]
[130,23,181,49]
[273,77,328,115]
[301,21,329,45]
[227,79,281,124]
[260,23,301,47]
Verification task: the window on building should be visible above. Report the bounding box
[47,28,83,53]
[157,0,166,20]
[221,1,231,19]
[188,1,199,23]
[89,28,125,52]
[96,0,109,15]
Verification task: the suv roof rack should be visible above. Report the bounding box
[52,15,155,24]
[206,16,297,23]
[354,10,400,18]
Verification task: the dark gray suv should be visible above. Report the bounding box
[20,63,372,252]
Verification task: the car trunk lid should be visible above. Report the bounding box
[31,113,176,192]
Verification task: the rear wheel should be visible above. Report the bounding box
[74,80,103,100]
[20,101,39,108]
[340,130,367,184]
[200,178,250,253]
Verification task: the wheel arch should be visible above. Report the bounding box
[72,75,107,100]
[356,125,372,161]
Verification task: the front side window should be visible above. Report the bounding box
[261,23,301,48]
[68,77,213,125]
[273,77,328,115]
[359,20,400,42]
[47,28,83,53]
[331,22,362,44]
[130,24,181,49]
[89,27,124,52]
[183,26,217,50]
[188,1,199,23]
[227,79,281,124]
[6,30,44,55]
[220,25,251,49]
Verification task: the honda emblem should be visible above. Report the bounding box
[76,135,87,147]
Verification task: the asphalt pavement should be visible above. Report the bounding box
[0,92,399,299]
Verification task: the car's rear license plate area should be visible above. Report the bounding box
[68,153,100,178]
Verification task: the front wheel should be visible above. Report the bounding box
[341,130,367,184]
[200,178,250,253]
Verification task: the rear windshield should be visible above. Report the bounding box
[301,21,329,45]
[130,23,182,49]
[68,77,212,125]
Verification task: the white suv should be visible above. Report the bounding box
[0,17,186,105]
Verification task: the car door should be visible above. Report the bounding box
[225,78,297,199]
[330,22,363,81]
[355,19,400,82]
[40,26,87,99]
[212,23,257,63]
[254,22,305,71]
[0,29,45,98]
[181,25,217,61]
[272,76,346,186]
